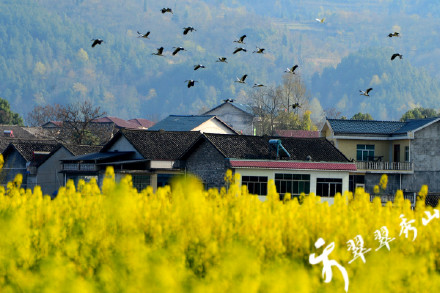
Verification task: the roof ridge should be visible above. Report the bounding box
[328,118,405,123]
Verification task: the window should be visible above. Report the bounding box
[356,144,375,161]
[316,178,342,197]
[275,174,310,198]
[405,146,410,162]
[132,174,150,192]
[241,176,268,196]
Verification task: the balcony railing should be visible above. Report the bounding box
[63,163,98,172]
[356,161,413,171]
[370,193,416,207]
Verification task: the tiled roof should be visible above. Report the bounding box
[148,115,217,131]
[327,118,440,136]
[63,144,103,156]
[42,121,63,128]
[102,130,202,160]
[197,134,350,162]
[3,140,59,165]
[128,118,155,129]
[275,130,320,138]
[0,125,44,152]
[92,116,139,129]
[204,101,254,116]
[62,151,134,162]
[230,160,357,171]
[393,117,439,134]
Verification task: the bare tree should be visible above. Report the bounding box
[324,107,344,119]
[60,101,107,145]
[26,104,64,126]
[280,73,310,115]
[249,86,284,136]
[26,101,106,145]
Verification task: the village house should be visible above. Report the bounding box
[41,116,155,145]
[0,124,50,152]
[37,144,102,195]
[321,117,440,205]
[203,100,255,135]
[1,140,101,195]
[148,115,238,134]
[180,133,355,204]
[1,140,59,189]
[60,130,201,192]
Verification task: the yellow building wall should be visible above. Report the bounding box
[335,139,410,162]
[391,139,410,162]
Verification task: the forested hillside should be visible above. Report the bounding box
[312,48,440,120]
[1,0,440,122]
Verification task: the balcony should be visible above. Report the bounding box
[355,161,413,172]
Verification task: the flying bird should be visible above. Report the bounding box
[152,47,164,56]
[391,53,403,60]
[359,88,373,96]
[315,18,325,23]
[172,47,185,55]
[253,83,265,88]
[285,65,299,74]
[216,57,228,63]
[223,99,234,103]
[292,103,301,109]
[234,35,247,44]
[388,32,400,37]
[161,8,173,14]
[233,47,247,54]
[91,39,104,47]
[253,47,265,54]
[183,27,196,35]
[137,31,150,39]
[185,80,198,88]
[193,64,205,70]
[235,74,248,84]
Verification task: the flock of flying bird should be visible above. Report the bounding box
[90,7,405,108]
[90,6,302,107]
[359,31,403,97]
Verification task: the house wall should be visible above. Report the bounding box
[392,139,410,162]
[106,136,143,159]
[185,140,228,188]
[398,121,440,192]
[235,168,349,205]
[1,150,27,187]
[194,119,236,134]
[36,147,72,195]
[334,139,410,162]
[205,104,254,135]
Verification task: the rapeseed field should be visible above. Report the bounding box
[0,167,439,292]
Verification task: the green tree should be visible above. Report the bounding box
[0,98,24,125]
[351,112,373,120]
[400,107,438,121]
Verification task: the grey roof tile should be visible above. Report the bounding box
[327,118,440,136]
[148,115,216,131]
[102,130,202,160]
[192,134,349,162]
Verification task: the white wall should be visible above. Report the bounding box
[106,136,143,159]
[234,168,350,205]
[194,119,236,134]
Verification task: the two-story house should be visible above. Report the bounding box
[321,118,440,199]
[60,130,201,192]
